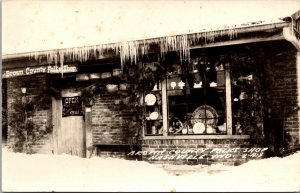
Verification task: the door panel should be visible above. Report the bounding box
[58,89,85,157]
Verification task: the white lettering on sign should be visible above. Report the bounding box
[3,70,24,78]
[62,96,83,117]
[2,64,78,78]
[47,65,77,74]
[25,67,47,75]
[64,97,79,104]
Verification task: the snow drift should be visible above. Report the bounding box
[2,147,300,192]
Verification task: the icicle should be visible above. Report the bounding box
[27,26,243,69]
[59,50,64,77]
[53,51,58,65]
[118,40,140,69]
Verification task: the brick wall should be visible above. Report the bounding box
[6,74,53,154]
[141,139,252,166]
[266,43,299,146]
[91,90,139,158]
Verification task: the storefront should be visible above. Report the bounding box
[2,10,300,165]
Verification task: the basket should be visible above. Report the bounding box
[191,105,218,128]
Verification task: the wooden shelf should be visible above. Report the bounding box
[167,70,225,78]
[143,135,250,140]
[167,73,182,78]
[168,102,226,107]
[148,89,162,93]
[167,86,225,92]
[145,134,164,136]
[145,104,162,107]
[168,133,227,136]
[145,119,163,121]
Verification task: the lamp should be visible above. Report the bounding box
[21,87,27,94]
[21,87,27,104]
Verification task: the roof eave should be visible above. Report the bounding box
[2,20,289,62]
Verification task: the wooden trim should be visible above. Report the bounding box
[51,97,62,154]
[283,27,300,51]
[225,63,232,135]
[162,80,168,136]
[190,33,285,50]
[3,22,288,61]
[143,135,250,140]
[297,52,300,145]
[51,97,58,154]
[93,143,136,146]
[84,107,93,158]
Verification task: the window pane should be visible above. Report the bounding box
[167,58,227,135]
[143,62,164,136]
[144,90,163,136]
[231,53,255,135]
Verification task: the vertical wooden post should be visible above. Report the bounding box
[51,97,60,154]
[162,80,168,136]
[85,106,93,157]
[297,52,300,145]
[225,63,233,135]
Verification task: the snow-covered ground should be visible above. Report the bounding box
[2,147,300,192]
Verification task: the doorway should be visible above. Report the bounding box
[53,88,86,157]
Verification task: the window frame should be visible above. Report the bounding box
[142,61,249,140]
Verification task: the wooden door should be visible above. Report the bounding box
[57,88,85,157]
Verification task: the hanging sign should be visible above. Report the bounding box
[62,96,83,117]
[2,64,78,78]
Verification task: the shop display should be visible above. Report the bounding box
[191,105,218,127]
[145,94,156,106]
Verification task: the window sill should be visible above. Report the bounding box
[143,135,250,140]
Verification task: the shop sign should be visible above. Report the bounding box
[62,96,83,117]
[2,64,78,78]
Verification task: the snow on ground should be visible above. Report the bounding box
[2,147,300,192]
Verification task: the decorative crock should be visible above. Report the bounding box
[119,83,130,91]
[76,73,89,81]
[89,73,101,79]
[112,68,122,77]
[101,72,112,79]
[106,84,118,93]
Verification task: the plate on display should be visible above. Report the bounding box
[149,112,159,120]
[191,105,218,127]
[145,94,156,106]
[193,122,205,134]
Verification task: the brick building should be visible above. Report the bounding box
[2,10,300,165]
